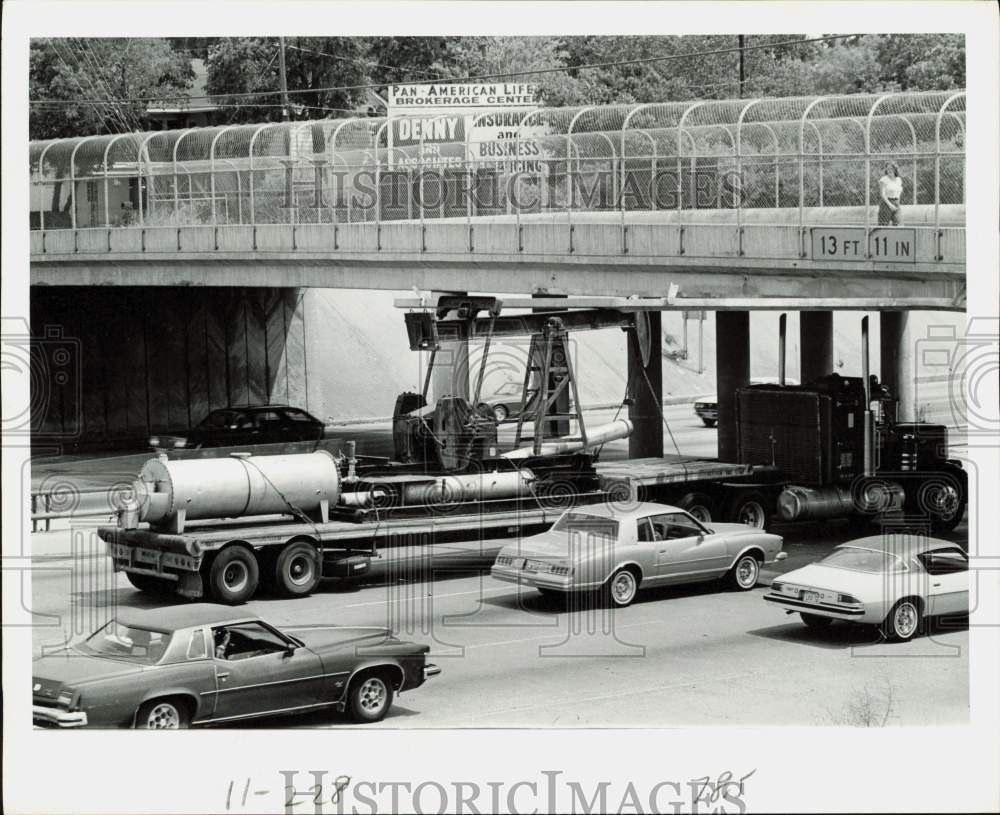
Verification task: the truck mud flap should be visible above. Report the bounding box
[322,554,371,579]
[176,571,204,598]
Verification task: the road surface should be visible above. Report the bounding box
[26,521,969,729]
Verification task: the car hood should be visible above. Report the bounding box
[283,625,393,651]
[33,648,148,695]
[774,563,887,592]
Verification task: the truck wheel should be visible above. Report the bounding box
[348,671,394,723]
[728,492,770,530]
[274,541,321,597]
[207,546,259,605]
[125,572,175,596]
[677,492,717,524]
[726,553,761,590]
[918,480,965,533]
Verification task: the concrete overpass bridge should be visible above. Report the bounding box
[27,90,966,450]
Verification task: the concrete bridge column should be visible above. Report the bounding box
[880,311,917,422]
[800,311,834,384]
[628,310,663,458]
[716,311,750,462]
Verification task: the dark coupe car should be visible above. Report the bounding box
[149,405,325,450]
[32,605,440,728]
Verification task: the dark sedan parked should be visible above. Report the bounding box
[32,605,439,728]
[149,405,325,450]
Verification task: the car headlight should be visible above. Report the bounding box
[57,690,76,708]
[495,555,512,566]
[174,438,188,448]
[149,437,160,447]
[837,593,861,604]
[771,581,785,593]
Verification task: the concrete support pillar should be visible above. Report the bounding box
[799,310,834,384]
[628,310,663,458]
[430,291,470,402]
[715,311,750,462]
[880,311,916,422]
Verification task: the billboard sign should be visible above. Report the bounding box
[388,83,544,172]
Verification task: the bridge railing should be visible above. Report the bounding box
[29,90,965,240]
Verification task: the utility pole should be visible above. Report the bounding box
[278,37,290,121]
[738,35,746,98]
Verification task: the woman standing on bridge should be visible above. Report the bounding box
[878,161,904,226]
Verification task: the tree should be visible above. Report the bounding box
[431,37,585,106]
[205,37,370,124]
[366,37,449,89]
[29,38,193,140]
[874,34,965,91]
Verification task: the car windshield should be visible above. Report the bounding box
[552,511,619,538]
[494,382,521,396]
[79,621,172,664]
[820,546,907,573]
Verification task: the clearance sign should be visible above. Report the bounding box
[388,83,543,171]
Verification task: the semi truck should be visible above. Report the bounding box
[97,301,965,604]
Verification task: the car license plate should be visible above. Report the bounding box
[510,558,525,569]
[802,590,820,604]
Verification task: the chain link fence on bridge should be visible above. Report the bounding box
[29,90,965,234]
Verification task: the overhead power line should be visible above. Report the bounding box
[30,34,859,107]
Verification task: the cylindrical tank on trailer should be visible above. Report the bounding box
[132,450,341,533]
[399,470,536,506]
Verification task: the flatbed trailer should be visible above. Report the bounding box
[98,491,604,603]
[97,452,788,605]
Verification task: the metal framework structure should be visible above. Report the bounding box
[30,90,965,235]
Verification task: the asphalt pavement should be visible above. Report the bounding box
[25,525,969,728]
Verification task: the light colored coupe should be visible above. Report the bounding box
[490,502,785,607]
[764,535,968,640]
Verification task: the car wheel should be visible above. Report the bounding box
[208,546,259,605]
[726,553,761,591]
[274,540,321,597]
[677,492,717,524]
[348,672,394,723]
[728,492,770,530]
[493,404,508,422]
[135,698,190,730]
[701,418,717,428]
[881,598,923,641]
[125,572,174,596]
[801,613,833,630]
[604,568,639,608]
